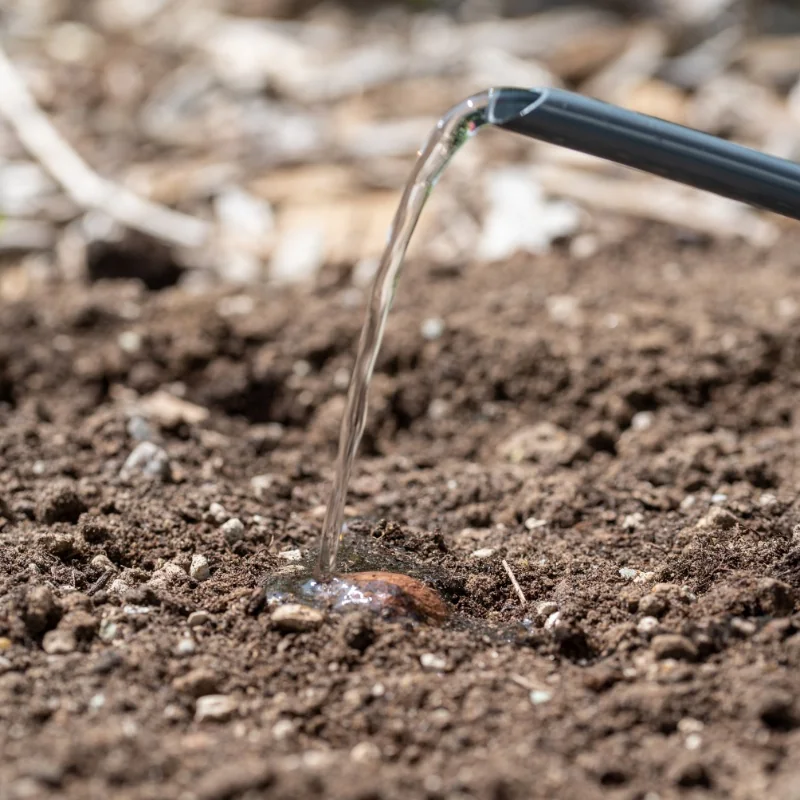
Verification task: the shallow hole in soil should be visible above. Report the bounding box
[263,526,535,641]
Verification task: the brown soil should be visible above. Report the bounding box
[1,223,800,800]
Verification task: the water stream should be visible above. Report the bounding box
[316,88,529,577]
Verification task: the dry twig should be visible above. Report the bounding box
[0,44,210,250]
[502,559,527,607]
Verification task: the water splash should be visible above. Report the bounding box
[316,88,529,577]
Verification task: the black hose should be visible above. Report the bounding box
[490,87,800,223]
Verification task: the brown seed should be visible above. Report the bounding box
[341,571,449,624]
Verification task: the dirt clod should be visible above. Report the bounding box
[651,634,699,661]
[36,482,86,525]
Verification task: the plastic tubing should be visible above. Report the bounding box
[490,87,800,222]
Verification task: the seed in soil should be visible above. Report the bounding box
[266,570,449,625]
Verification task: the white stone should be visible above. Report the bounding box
[619,568,639,580]
[524,517,547,531]
[150,562,187,589]
[220,518,245,544]
[121,441,171,480]
[631,411,654,431]
[470,548,496,559]
[195,694,236,723]
[42,629,76,654]
[420,317,445,341]
[685,733,703,751]
[544,611,561,631]
[536,602,558,618]
[350,741,381,763]
[123,605,151,616]
[250,474,274,500]
[176,637,196,656]
[190,554,210,582]
[637,616,659,635]
[187,611,211,627]
[420,653,448,672]
[529,690,553,705]
[270,604,324,633]
[91,554,116,573]
[622,513,644,531]
[99,620,118,642]
[208,502,227,521]
[272,719,295,740]
[118,331,142,354]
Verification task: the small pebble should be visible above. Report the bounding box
[187,611,211,627]
[190,554,210,582]
[524,517,547,531]
[622,513,644,531]
[544,611,561,631]
[123,605,152,616]
[272,719,295,740]
[121,441,171,480]
[176,637,196,656]
[208,502,227,522]
[470,548,495,559]
[420,653,448,672]
[536,601,558,617]
[270,604,324,633]
[685,733,703,751]
[250,474,274,500]
[697,506,736,530]
[729,617,756,637]
[98,620,118,642]
[278,549,302,562]
[350,742,381,764]
[195,694,236,723]
[108,578,130,596]
[127,415,155,442]
[619,567,639,580]
[0,655,12,673]
[149,562,187,589]
[333,368,350,391]
[637,616,660,636]
[428,399,450,421]
[677,718,704,734]
[42,629,77,654]
[710,493,728,504]
[529,690,553,705]
[118,331,142,353]
[420,317,445,340]
[91,554,116,573]
[631,411,654,431]
[220,518,245,544]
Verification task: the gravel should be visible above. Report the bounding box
[270,604,324,633]
[190,554,210,582]
[121,441,171,480]
[195,695,236,723]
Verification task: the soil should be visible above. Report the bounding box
[1,222,800,800]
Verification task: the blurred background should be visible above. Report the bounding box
[2,0,800,296]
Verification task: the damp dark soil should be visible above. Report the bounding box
[1,223,800,799]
